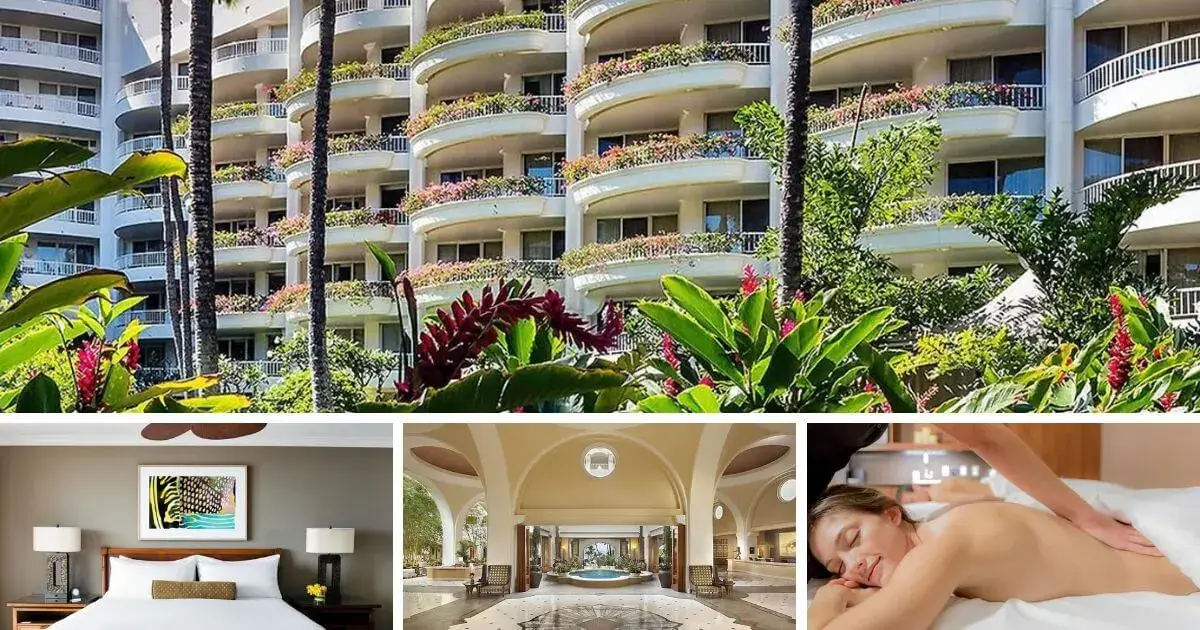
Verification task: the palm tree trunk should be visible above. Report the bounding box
[189,0,218,376]
[781,0,813,301]
[170,178,194,377]
[307,0,336,410]
[159,0,184,377]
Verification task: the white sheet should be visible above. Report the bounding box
[808,484,1200,629]
[50,596,325,630]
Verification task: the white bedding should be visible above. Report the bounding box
[50,596,325,630]
[808,478,1200,629]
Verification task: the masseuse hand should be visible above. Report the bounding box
[1076,514,1163,557]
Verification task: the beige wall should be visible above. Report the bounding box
[750,481,797,531]
[0,446,392,630]
[1101,424,1200,489]
[518,435,680,512]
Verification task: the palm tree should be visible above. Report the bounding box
[159,0,194,377]
[781,0,813,300]
[188,0,238,377]
[307,0,337,410]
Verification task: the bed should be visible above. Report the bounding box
[808,476,1200,629]
[50,547,324,630]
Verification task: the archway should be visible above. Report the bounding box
[458,500,488,563]
[403,474,455,567]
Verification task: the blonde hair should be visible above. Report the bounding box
[807,485,916,578]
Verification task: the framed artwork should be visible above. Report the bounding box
[139,465,248,541]
[778,531,797,558]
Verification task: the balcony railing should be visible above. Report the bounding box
[116,309,169,326]
[378,135,409,153]
[235,360,285,377]
[116,135,188,158]
[19,259,95,277]
[117,251,167,269]
[559,232,761,274]
[1080,159,1200,207]
[542,13,566,32]
[731,42,770,65]
[51,207,97,225]
[116,194,164,213]
[48,0,100,10]
[303,0,412,29]
[0,37,101,64]
[118,76,190,103]
[1173,287,1200,319]
[809,83,1045,133]
[563,132,760,184]
[1077,32,1200,101]
[405,259,563,290]
[213,38,288,62]
[0,91,98,117]
[876,194,1035,227]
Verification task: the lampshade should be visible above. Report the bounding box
[306,527,354,554]
[33,526,81,553]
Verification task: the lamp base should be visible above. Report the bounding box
[316,554,342,604]
[44,552,70,603]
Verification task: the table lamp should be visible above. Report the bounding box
[34,526,81,602]
[306,527,354,603]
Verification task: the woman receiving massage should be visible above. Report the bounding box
[808,424,1197,630]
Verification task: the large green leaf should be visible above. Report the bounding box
[0,320,86,373]
[418,370,507,412]
[0,269,132,332]
[590,386,642,412]
[365,241,398,282]
[102,365,133,408]
[14,373,62,413]
[112,374,221,410]
[937,383,1023,413]
[636,394,684,413]
[506,318,536,364]
[638,302,742,384]
[0,151,186,239]
[0,138,94,180]
[854,344,917,413]
[497,364,626,411]
[737,289,767,347]
[0,234,29,291]
[662,276,734,345]
[140,394,252,413]
[676,385,721,413]
[816,307,893,366]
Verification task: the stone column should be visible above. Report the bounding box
[1045,0,1075,198]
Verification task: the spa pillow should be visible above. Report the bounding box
[196,554,281,599]
[151,580,236,600]
[107,556,198,599]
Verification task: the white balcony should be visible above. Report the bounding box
[284,210,410,256]
[300,0,413,53]
[212,38,288,81]
[218,311,287,330]
[28,207,100,238]
[212,169,287,203]
[410,14,567,86]
[409,261,564,310]
[1075,33,1200,135]
[9,0,101,23]
[115,309,173,339]
[116,251,166,283]
[1172,287,1200,320]
[115,135,188,162]
[0,37,101,77]
[17,258,95,287]
[1101,161,1200,247]
[285,64,409,123]
[284,281,398,321]
[0,91,99,132]
[114,193,168,234]
[212,102,287,139]
[570,0,678,36]
[114,76,190,129]
[214,244,287,269]
[410,178,565,237]
[410,95,567,160]
[283,136,409,188]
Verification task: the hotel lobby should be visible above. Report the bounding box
[402,423,797,629]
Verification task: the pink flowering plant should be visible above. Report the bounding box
[215,294,268,314]
[264,281,393,313]
[564,42,753,100]
[559,233,741,274]
[402,176,549,215]
[401,12,549,63]
[403,259,562,290]
[273,208,409,239]
[274,61,408,101]
[274,135,399,169]
[405,93,563,137]
[213,163,277,183]
[562,133,752,184]
[213,226,283,249]
[813,0,926,29]
[808,83,1036,132]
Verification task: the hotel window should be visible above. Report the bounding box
[435,241,503,262]
[130,239,164,254]
[326,195,367,212]
[381,323,413,353]
[39,82,97,104]
[524,152,565,190]
[0,78,17,94]
[382,115,407,137]
[382,46,406,63]
[705,19,770,44]
[331,328,365,347]
[522,0,562,12]
[521,230,565,260]
[596,130,677,155]
[381,186,407,208]
[439,168,503,184]
[217,338,254,360]
[949,53,1043,85]
[324,262,366,282]
[268,272,285,293]
[1086,21,1200,72]
[947,157,1045,196]
[596,215,677,243]
[0,25,19,38]
[778,478,797,502]
[705,199,769,234]
[215,218,255,233]
[523,73,565,97]
[1083,137,1170,186]
[215,277,254,296]
[39,29,99,51]
[582,444,616,478]
[35,241,94,265]
[267,209,286,224]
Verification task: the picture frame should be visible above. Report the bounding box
[139,465,248,541]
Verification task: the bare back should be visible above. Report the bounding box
[917,502,1197,602]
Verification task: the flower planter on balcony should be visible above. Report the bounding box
[404,259,564,309]
[280,208,410,254]
[812,0,1024,62]
[406,176,566,235]
[407,93,567,159]
[279,62,410,122]
[213,229,287,267]
[300,0,412,51]
[216,295,286,329]
[277,135,410,188]
[267,281,397,319]
[210,102,287,139]
[406,12,566,85]
[211,165,286,202]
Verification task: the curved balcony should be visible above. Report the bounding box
[114,76,190,129]
[567,43,770,125]
[268,281,397,320]
[860,196,1002,258]
[211,102,287,139]
[301,0,412,53]
[1075,33,1200,135]
[405,259,564,310]
[0,91,99,132]
[213,230,287,268]
[408,176,565,237]
[29,207,100,239]
[408,94,566,160]
[114,309,173,339]
[0,37,101,77]
[116,251,166,283]
[17,259,96,287]
[278,135,409,188]
[408,13,567,86]
[217,296,286,330]
[1091,161,1200,247]
[568,0,678,36]
[9,0,101,24]
[563,233,762,313]
[212,38,288,81]
[115,135,188,163]
[114,193,171,236]
[281,63,409,123]
[281,208,410,256]
[212,165,287,203]
[810,83,1045,147]
[566,133,770,212]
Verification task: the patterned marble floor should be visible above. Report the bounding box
[403,576,470,587]
[447,594,755,630]
[741,593,796,620]
[723,572,797,588]
[404,592,460,619]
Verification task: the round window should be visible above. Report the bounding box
[713,504,724,520]
[582,444,617,478]
[778,478,797,502]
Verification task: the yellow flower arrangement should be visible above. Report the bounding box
[305,584,327,600]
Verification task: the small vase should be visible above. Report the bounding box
[313,596,326,605]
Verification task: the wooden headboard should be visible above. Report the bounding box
[101,547,284,594]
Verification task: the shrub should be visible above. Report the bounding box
[814,0,925,29]
[213,163,275,183]
[214,293,267,313]
[403,259,561,289]
[273,208,408,238]
[402,176,547,214]
[561,132,749,183]
[264,281,391,313]
[272,142,312,169]
[273,135,392,169]
[257,369,363,413]
[808,83,1031,132]
[559,233,740,273]
[564,42,752,99]
[274,61,405,101]
[401,13,546,63]
[405,93,559,137]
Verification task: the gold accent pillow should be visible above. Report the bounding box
[151,580,237,600]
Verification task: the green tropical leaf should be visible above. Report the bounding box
[418,369,506,412]
[676,385,721,413]
[0,138,94,180]
[661,275,734,345]
[506,318,536,364]
[102,365,133,408]
[937,383,1023,413]
[497,364,626,411]
[365,241,398,282]
[0,234,29,291]
[854,344,917,413]
[140,394,252,413]
[638,302,741,384]
[15,374,62,412]
[0,269,132,332]
[636,394,684,413]
[0,320,85,372]
[113,374,221,410]
[738,289,767,346]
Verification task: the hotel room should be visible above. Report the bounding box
[0,422,393,630]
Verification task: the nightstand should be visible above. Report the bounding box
[7,595,95,630]
[290,596,380,630]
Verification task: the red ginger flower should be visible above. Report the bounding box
[1107,319,1134,392]
[123,340,141,372]
[781,319,797,337]
[1160,392,1178,412]
[864,381,892,413]
[74,339,103,408]
[740,265,760,296]
[663,334,680,369]
[698,375,716,388]
[1109,293,1124,319]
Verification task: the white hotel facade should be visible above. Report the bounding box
[3,0,1198,374]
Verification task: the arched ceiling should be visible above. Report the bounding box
[412,446,478,477]
[723,445,790,475]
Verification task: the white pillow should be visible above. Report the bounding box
[107,556,198,599]
[985,472,1131,513]
[903,501,949,522]
[196,555,282,599]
